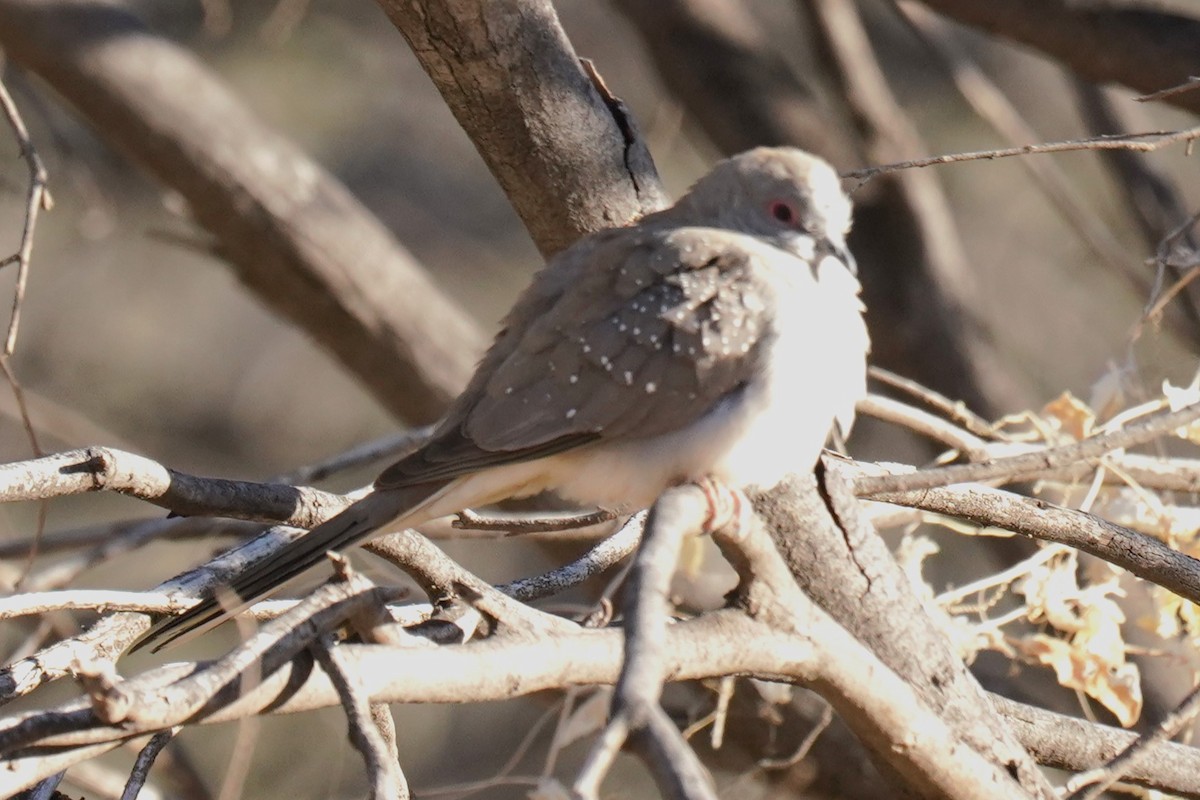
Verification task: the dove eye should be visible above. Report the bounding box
[768,199,799,227]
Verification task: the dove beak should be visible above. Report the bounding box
[818,236,857,277]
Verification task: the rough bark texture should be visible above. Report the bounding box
[751,467,1055,799]
[376,0,669,259]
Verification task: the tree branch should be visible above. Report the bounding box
[0,0,483,424]
[376,0,667,258]
[911,0,1200,115]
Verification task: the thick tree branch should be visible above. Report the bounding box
[753,465,1056,798]
[912,0,1200,115]
[375,0,667,259]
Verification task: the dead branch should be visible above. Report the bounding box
[0,446,351,527]
[868,481,1200,604]
[313,642,409,800]
[847,126,1200,182]
[854,400,1200,494]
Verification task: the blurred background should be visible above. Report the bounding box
[0,0,1197,797]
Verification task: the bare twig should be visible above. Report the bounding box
[867,480,1200,605]
[854,400,1200,495]
[270,427,434,486]
[120,730,175,800]
[453,507,617,535]
[868,366,997,438]
[0,589,191,619]
[857,393,990,459]
[314,642,409,800]
[363,531,572,635]
[845,127,1200,184]
[1065,683,1200,800]
[1137,77,1200,104]
[497,512,644,603]
[0,76,51,355]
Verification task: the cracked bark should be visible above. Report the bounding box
[375,0,668,259]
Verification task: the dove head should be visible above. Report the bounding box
[676,147,855,271]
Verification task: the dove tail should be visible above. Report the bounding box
[136,483,445,652]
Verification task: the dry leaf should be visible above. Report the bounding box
[1043,391,1096,441]
[1016,634,1142,726]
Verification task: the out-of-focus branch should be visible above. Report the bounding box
[1073,81,1200,333]
[608,0,862,168]
[897,5,1157,304]
[0,76,51,355]
[912,0,1200,115]
[0,0,484,425]
[376,0,667,259]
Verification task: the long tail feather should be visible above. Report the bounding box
[135,483,444,652]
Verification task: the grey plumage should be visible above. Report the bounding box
[141,147,869,651]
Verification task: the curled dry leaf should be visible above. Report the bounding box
[1015,558,1142,725]
[1016,634,1142,726]
[1042,391,1096,441]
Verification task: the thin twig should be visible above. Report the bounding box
[0,76,51,355]
[314,641,409,800]
[857,393,989,459]
[1137,77,1200,104]
[269,427,434,485]
[867,366,997,438]
[1065,683,1200,800]
[854,401,1200,495]
[869,481,1200,605]
[120,730,175,800]
[0,446,353,528]
[844,126,1200,184]
[497,512,644,603]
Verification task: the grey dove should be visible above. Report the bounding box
[144,147,870,650]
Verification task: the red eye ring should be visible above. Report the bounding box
[769,200,796,225]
